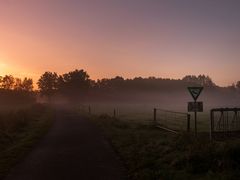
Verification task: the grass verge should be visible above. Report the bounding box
[91,114,240,180]
[0,104,54,179]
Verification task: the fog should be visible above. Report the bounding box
[45,87,240,119]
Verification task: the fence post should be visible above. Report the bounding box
[113,108,116,118]
[187,114,190,132]
[210,110,213,140]
[88,106,91,115]
[153,108,157,125]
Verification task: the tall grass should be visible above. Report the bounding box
[0,104,53,179]
[80,103,212,132]
[92,114,240,180]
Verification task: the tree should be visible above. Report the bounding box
[59,69,91,96]
[21,78,34,91]
[14,78,22,90]
[182,75,198,84]
[198,75,215,87]
[1,75,15,90]
[13,77,33,92]
[0,76,3,85]
[37,72,58,98]
[182,75,215,87]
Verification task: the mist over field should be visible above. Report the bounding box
[33,71,240,116]
[82,88,240,110]
[0,71,239,116]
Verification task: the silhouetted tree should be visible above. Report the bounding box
[37,72,58,99]
[198,75,215,87]
[182,75,198,83]
[13,77,33,91]
[1,75,15,90]
[21,78,34,91]
[59,69,91,97]
[0,76,3,85]
[14,78,22,90]
[0,75,35,106]
[182,75,215,87]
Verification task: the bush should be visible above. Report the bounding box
[0,104,47,135]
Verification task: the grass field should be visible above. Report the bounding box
[91,114,240,180]
[79,103,212,133]
[0,104,54,179]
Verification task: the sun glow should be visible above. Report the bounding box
[0,61,8,76]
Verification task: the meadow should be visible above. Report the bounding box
[80,102,212,133]
[0,104,54,179]
[79,102,240,179]
[90,113,240,180]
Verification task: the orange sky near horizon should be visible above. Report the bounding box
[0,0,240,87]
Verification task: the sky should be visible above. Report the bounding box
[0,0,240,86]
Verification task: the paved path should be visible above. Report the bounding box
[5,110,125,180]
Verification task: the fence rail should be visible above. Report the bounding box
[153,108,191,133]
[79,104,191,131]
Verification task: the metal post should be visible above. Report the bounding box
[187,114,191,132]
[210,110,213,140]
[113,109,116,118]
[153,108,157,125]
[88,106,91,115]
[194,100,197,136]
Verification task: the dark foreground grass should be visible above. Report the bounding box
[92,114,240,180]
[0,104,54,179]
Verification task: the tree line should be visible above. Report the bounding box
[1,69,239,104]
[0,75,33,91]
[37,69,240,102]
[0,75,34,106]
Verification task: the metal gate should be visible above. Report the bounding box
[153,108,191,133]
[210,108,240,139]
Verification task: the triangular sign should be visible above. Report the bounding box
[188,87,203,101]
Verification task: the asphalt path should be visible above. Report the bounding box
[5,110,126,180]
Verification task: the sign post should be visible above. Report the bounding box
[188,87,203,136]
